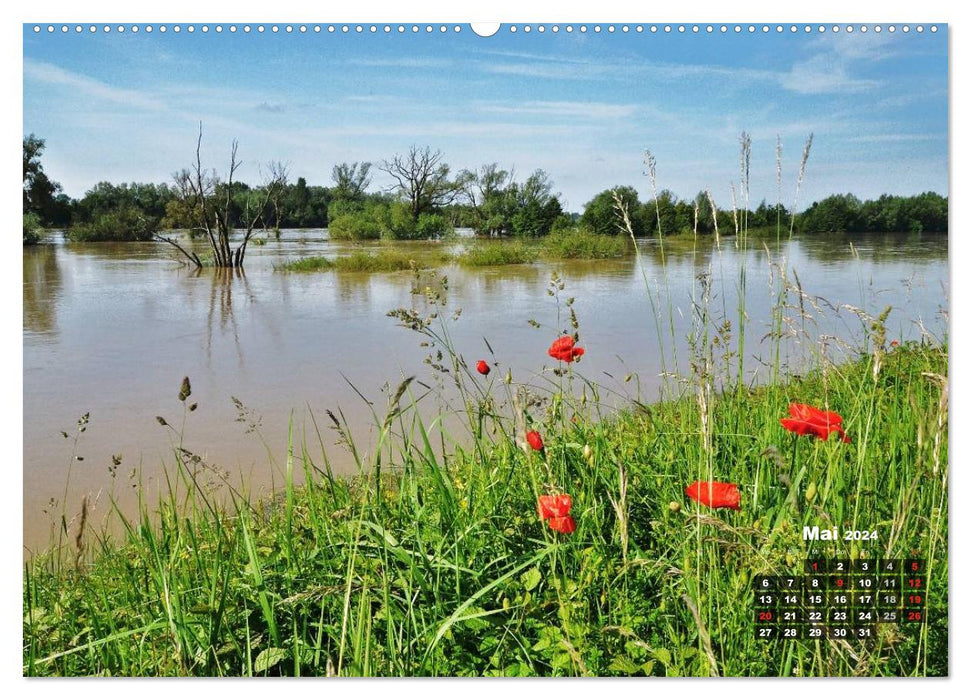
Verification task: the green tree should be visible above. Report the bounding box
[23,134,64,233]
[641,189,683,237]
[457,163,516,236]
[331,162,372,201]
[508,170,563,238]
[798,194,863,233]
[581,186,645,236]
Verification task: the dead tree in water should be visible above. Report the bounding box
[156,125,285,268]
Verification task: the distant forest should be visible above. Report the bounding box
[24,135,948,243]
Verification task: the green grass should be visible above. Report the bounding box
[454,230,629,267]
[541,227,628,259]
[278,255,335,272]
[454,240,539,267]
[279,249,445,273]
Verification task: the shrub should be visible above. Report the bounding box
[67,206,157,242]
[278,255,335,272]
[328,212,383,241]
[456,240,538,267]
[415,213,451,240]
[542,226,628,259]
[23,213,42,245]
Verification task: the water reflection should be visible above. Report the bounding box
[334,270,376,305]
[23,244,62,336]
[200,267,250,367]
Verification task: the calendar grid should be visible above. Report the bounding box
[754,559,926,639]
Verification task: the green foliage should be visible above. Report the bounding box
[277,255,335,272]
[641,190,693,236]
[332,250,426,272]
[328,201,453,242]
[415,213,450,240]
[331,162,372,202]
[67,205,158,242]
[581,186,646,236]
[455,240,539,267]
[23,134,69,226]
[281,249,430,273]
[541,226,628,259]
[381,201,420,240]
[508,170,563,238]
[23,213,42,245]
[327,197,365,224]
[328,211,383,241]
[797,192,948,234]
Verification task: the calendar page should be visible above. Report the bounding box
[22,18,948,678]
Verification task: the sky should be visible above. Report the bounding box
[23,23,947,212]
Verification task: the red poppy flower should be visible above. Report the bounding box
[780,403,851,443]
[685,481,741,511]
[476,360,490,376]
[548,336,585,363]
[526,430,544,451]
[547,516,576,534]
[890,340,899,348]
[537,494,572,519]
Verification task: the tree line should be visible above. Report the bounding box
[24,133,948,255]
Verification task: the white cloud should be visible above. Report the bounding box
[23,59,164,111]
[780,53,882,94]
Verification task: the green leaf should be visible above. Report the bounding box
[522,567,542,592]
[532,636,551,652]
[608,656,640,674]
[652,648,671,667]
[254,647,287,674]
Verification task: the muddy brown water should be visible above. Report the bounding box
[22,229,948,556]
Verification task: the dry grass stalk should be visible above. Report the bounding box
[705,189,720,249]
[74,495,88,570]
[681,594,720,677]
[788,133,814,237]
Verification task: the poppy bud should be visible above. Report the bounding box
[476,360,490,376]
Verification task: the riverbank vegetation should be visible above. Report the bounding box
[24,133,948,247]
[278,249,448,273]
[278,228,629,273]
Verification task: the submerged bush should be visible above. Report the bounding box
[328,211,383,241]
[67,206,158,242]
[23,213,42,245]
[278,255,335,272]
[328,202,454,242]
[333,249,421,272]
[455,240,539,267]
[280,250,430,273]
[542,226,628,259]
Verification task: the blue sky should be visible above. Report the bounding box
[23,23,948,212]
